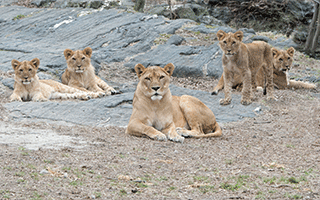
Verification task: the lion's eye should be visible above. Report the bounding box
[28,68,32,71]
[160,76,165,79]
[72,57,76,60]
[279,58,283,62]
[288,57,290,60]
[82,57,85,60]
[19,69,23,72]
[232,41,236,45]
[223,41,227,44]
[145,77,150,81]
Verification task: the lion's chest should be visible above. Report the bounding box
[146,108,173,131]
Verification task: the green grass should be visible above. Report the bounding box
[168,186,176,191]
[13,14,26,20]
[263,176,276,184]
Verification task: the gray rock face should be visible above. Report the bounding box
[4,84,261,127]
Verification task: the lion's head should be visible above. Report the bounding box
[217,30,243,56]
[134,63,174,101]
[12,58,40,85]
[64,47,92,73]
[272,47,294,72]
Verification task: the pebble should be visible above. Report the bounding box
[40,169,49,174]
[254,107,261,112]
[306,67,311,71]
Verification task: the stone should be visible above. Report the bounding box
[1,78,14,90]
[175,7,197,21]
[166,35,185,46]
[40,169,49,174]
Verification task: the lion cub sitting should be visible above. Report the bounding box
[61,47,116,96]
[217,30,274,105]
[126,63,222,143]
[10,58,91,102]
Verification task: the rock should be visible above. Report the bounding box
[40,169,49,174]
[175,7,197,21]
[166,35,185,46]
[251,35,271,43]
[30,0,56,7]
[199,15,225,26]
[209,6,232,24]
[1,78,14,90]
[254,107,261,112]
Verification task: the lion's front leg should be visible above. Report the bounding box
[10,92,22,102]
[220,71,232,105]
[241,69,252,105]
[162,122,184,143]
[126,119,167,142]
[32,92,47,102]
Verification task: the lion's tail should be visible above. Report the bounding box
[288,80,316,89]
[193,123,222,138]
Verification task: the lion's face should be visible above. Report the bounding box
[217,30,243,56]
[12,58,40,85]
[64,47,92,73]
[134,63,175,101]
[272,47,294,72]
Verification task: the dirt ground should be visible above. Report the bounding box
[1,30,320,199]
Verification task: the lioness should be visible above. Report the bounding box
[126,63,222,143]
[61,47,116,96]
[10,58,92,102]
[216,30,274,105]
[211,47,316,94]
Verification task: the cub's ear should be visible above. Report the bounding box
[31,58,40,69]
[234,30,243,42]
[134,63,146,78]
[216,30,227,41]
[287,47,295,57]
[271,48,280,58]
[163,63,175,76]
[83,47,92,58]
[64,49,74,60]
[11,59,21,70]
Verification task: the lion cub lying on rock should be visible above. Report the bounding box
[211,47,316,94]
[61,47,116,97]
[126,63,222,143]
[216,30,274,105]
[10,58,92,102]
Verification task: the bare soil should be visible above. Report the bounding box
[1,33,320,199]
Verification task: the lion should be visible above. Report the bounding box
[216,30,274,105]
[61,47,116,96]
[10,58,93,102]
[125,63,222,143]
[211,47,316,94]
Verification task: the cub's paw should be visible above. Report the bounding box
[241,98,252,105]
[79,93,91,100]
[33,97,47,102]
[153,133,167,142]
[10,95,22,102]
[168,133,184,143]
[176,127,189,138]
[219,99,231,105]
[211,90,219,95]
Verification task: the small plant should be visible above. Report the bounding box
[225,159,233,165]
[220,182,241,191]
[15,171,25,177]
[263,176,276,184]
[286,144,295,148]
[194,176,209,182]
[94,192,102,198]
[168,186,176,191]
[288,177,299,184]
[13,15,26,20]
[119,189,127,196]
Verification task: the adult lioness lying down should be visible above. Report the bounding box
[10,58,92,102]
[126,63,222,143]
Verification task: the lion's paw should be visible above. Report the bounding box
[168,134,184,143]
[219,99,231,105]
[241,98,252,105]
[154,133,167,142]
[33,98,47,102]
[10,96,22,102]
[176,128,188,138]
[80,93,91,100]
[211,90,219,95]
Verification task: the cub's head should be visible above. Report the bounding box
[272,47,294,72]
[134,63,174,101]
[217,30,243,56]
[64,47,92,73]
[12,58,40,85]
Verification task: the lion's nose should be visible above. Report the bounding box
[227,49,231,53]
[152,87,160,91]
[24,77,28,80]
[77,65,81,68]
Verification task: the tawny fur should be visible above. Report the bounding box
[125,63,222,143]
[10,58,92,102]
[215,30,274,105]
[212,47,316,94]
[61,47,116,98]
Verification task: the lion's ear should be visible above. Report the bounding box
[134,63,146,78]
[234,31,243,42]
[163,63,175,76]
[287,47,295,57]
[31,58,40,69]
[216,30,227,41]
[83,47,92,58]
[11,59,21,70]
[271,48,280,58]
[64,49,74,60]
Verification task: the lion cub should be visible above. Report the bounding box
[61,47,116,96]
[216,30,274,105]
[126,63,222,143]
[10,58,91,102]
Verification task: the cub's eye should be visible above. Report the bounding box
[288,57,290,60]
[223,41,227,44]
[232,41,236,45]
[279,58,283,62]
[19,69,23,72]
[82,57,85,60]
[160,76,165,79]
[145,77,150,81]
[28,68,32,71]
[72,57,76,60]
